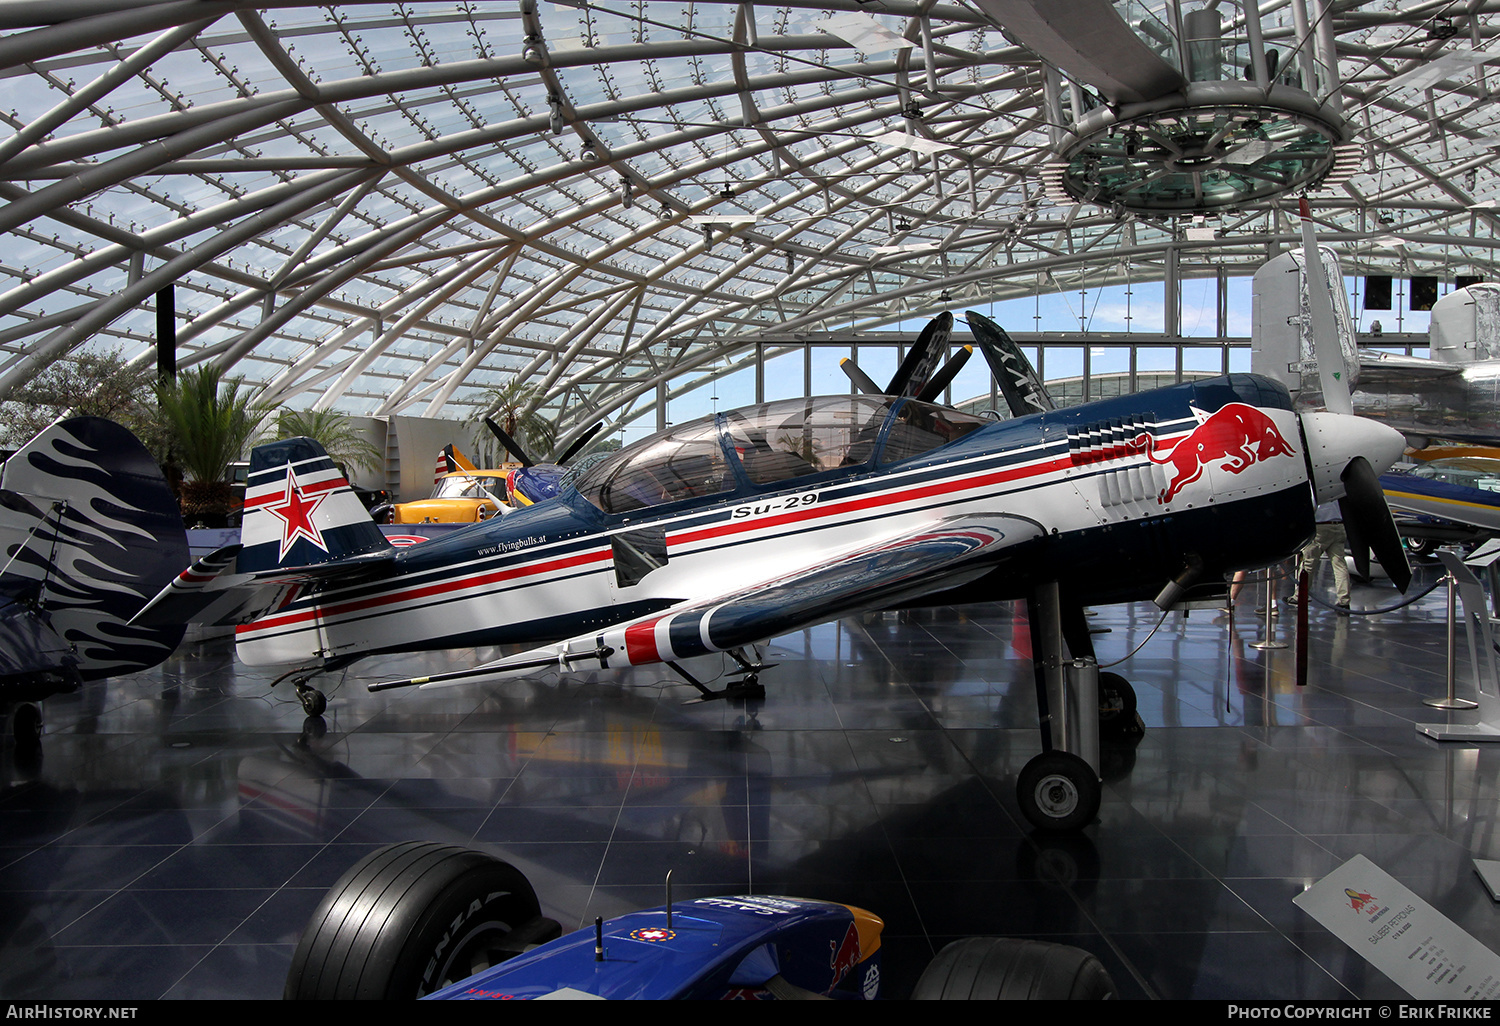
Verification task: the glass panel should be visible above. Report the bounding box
[880,400,992,464]
[574,413,731,513]
[724,396,892,485]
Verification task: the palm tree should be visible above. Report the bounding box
[471,378,556,463]
[275,407,383,475]
[155,365,273,522]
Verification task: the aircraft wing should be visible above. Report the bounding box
[1356,350,1463,388]
[373,513,1044,691]
[132,544,398,627]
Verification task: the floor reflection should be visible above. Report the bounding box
[1,559,1496,1000]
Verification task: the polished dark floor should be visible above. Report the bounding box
[4,557,1500,1001]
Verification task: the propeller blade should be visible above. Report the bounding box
[840,357,885,396]
[483,417,534,467]
[1298,199,1353,415]
[555,422,604,464]
[1338,455,1412,592]
[914,346,973,404]
[886,311,952,398]
[965,310,1055,417]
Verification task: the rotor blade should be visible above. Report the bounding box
[1298,199,1352,415]
[1339,455,1412,592]
[965,310,1055,416]
[483,417,534,467]
[840,357,885,396]
[914,346,973,404]
[555,422,603,464]
[886,311,952,398]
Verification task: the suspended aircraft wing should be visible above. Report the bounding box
[371,512,1046,691]
[132,545,398,627]
[1355,350,1463,389]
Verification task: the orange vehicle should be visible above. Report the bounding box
[376,445,516,524]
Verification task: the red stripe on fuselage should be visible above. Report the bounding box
[668,451,1079,549]
[236,546,612,636]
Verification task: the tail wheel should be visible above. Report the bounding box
[912,937,1117,1000]
[284,841,558,999]
[1016,751,1100,832]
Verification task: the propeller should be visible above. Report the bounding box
[965,310,1055,416]
[1297,198,1353,416]
[914,345,972,404]
[483,417,534,467]
[886,311,953,397]
[483,417,604,467]
[1338,455,1412,593]
[838,311,972,402]
[555,422,604,464]
[839,357,884,396]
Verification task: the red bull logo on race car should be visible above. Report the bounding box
[1133,403,1297,504]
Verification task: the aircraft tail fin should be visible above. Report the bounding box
[239,436,392,574]
[0,417,188,683]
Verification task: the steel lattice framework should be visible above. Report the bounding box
[0,0,1497,445]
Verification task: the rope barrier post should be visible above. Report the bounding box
[1426,569,1479,710]
[1252,565,1287,651]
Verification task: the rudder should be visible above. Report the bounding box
[0,417,188,683]
[240,436,391,573]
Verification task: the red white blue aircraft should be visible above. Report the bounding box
[120,294,1411,830]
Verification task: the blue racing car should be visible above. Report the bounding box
[283,841,1117,1001]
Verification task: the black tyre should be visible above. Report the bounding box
[912,937,1117,1000]
[284,841,553,999]
[298,688,327,717]
[9,703,42,748]
[1097,673,1140,739]
[1016,751,1100,832]
[1405,537,1438,559]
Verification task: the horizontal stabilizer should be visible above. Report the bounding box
[134,544,396,627]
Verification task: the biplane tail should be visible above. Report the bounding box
[239,436,393,574]
[0,417,188,694]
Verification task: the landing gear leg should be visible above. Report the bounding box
[1018,583,1102,831]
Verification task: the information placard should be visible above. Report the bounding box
[1294,854,1500,999]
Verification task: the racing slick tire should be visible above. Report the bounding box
[284,841,553,999]
[1016,751,1101,832]
[912,937,1117,1000]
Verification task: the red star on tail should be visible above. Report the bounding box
[266,467,329,562]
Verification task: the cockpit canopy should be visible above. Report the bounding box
[572,396,991,515]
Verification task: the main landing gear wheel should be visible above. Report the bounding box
[284,841,561,999]
[1016,751,1101,832]
[1098,672,1142,739]
[911,937,1118,1000]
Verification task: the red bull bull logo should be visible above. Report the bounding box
[1133,403,1297,504]
[828,922,860,989]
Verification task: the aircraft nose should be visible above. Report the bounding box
[1299,411,1406,505]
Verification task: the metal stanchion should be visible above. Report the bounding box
[1251,566,1287,650]
[1426,570,1479,710]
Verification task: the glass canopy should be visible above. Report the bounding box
[0,1,1493,448]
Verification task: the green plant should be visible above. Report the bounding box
[0,349,161,452]
[155,365,273,519]
[471,378,556,463]
[275,407,383,475]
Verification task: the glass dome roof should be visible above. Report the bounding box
[0,1,1494,443]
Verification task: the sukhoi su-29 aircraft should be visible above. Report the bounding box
[130,289,1410,831]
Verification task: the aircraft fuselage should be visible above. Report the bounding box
[234,373,1318,667]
